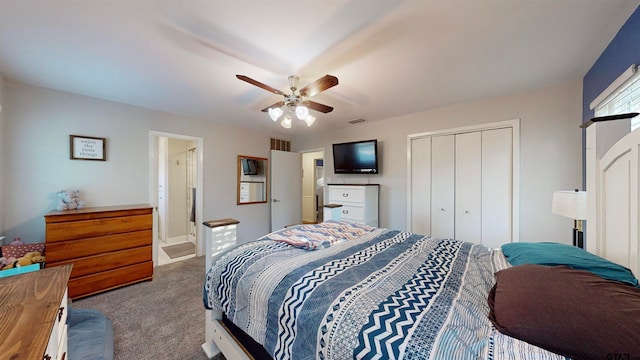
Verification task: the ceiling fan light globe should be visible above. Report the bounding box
[268,107,283,121]
[304,115,316,127]
[281,114,292,128]
[295,105,309,120]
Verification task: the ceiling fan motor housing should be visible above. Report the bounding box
[285,95,301,107]
[288,75,299,92]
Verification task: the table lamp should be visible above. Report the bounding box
[552,189,587,248]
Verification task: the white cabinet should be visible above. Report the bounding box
[410,125,515,247]
[203,218,239,261]
[325,184,379,227]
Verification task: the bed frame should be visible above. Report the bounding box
[202,115,640,359]
[201,219,251,360]
[584,113,640,276]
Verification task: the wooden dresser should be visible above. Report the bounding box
[45,204,153,299]
[0,264,72,360]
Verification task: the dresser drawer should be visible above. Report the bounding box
[44,288,68,360]
[47,246,152,278]
[46,214,152,242]
[328,187,365,203]
[46,230,152,262]
[57,289,69,341]
[338,205,365,222]
[57,325,68,360]
[69,261,153,299]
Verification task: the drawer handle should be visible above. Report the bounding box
[342,209,349,214]
[342,193,349,197]
[58,306,65,322]
[44,355,52,360]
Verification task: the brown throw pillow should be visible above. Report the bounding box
[488,264,640,360]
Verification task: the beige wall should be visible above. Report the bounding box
[294,80,583,244]
[1,79,584,248]
[2,81,290,248]
[0,77,5,239]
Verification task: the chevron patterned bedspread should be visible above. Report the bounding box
[203,223,565,360]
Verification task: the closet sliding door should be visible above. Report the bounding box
[410,135,456,238]
[481,128,513,248]
[431,135,455,239]
[408,120,518,247]
[410,137,431,236]
[455,132,482,243]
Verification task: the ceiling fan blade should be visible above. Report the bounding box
[261,101,285,112]
[299,75,339,97]
[303,100,334,113]
[236,75,287,96]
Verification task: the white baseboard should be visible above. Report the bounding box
[166,235,187,245]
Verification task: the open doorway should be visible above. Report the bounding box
[149,132,203,267]
[301,150,325,224]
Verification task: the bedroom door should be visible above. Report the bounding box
[271,150,302,231]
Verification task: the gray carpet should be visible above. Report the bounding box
[73,256,225,360]
[162,242,196,259]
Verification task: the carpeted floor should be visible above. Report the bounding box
[73,256,225,360]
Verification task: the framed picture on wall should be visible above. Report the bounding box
[70,135,106,161]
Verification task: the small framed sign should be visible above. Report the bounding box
[70,135,106,161]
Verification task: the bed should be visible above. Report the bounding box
[202,116,640,360]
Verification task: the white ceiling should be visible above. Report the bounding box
[1,1,638,135]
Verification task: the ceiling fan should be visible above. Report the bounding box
[236,74,338,128]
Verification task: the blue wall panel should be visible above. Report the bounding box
[583,6,640,122]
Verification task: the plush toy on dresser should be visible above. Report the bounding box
[57,190,85,211]
[0,240,47,271]
[0,251,45,270]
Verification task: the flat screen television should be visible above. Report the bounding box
[332,139,379,174]
[241,158,259,175]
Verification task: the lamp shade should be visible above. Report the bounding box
[281,114,292,129]
[552,190,587,220]
[268,107,283,121]
[295,105,309,120]
[304,115,316,127]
